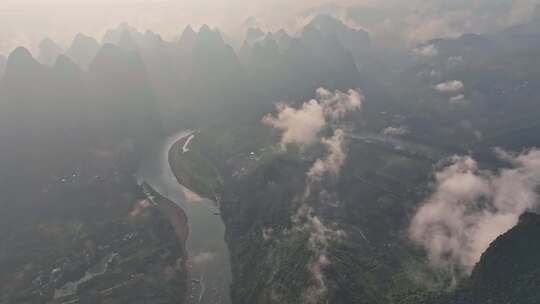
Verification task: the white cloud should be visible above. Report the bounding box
[447,56,463,68]
[294,205,345,304]
[316,88,363,122]
[409,149,540,278]
[192,251,215,265]
[382,126,409,137]
[264,88,362,303]
[449,94,467,105]
[413,44,438,57]
[2,0,539,53]
[307,129,346,181]
[505,0,539,25]
[435,80,464,93]
[262,100,325,150]
[262,88,362,151]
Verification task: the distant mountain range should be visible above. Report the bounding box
[2,12,540,304]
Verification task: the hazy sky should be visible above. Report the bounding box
[1,0,538,54]
[0,0,351,53]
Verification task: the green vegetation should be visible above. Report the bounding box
[170,135,224,200]
[0,172,187,304]
[433,213,540,304]
[169,123,276,200]
[209,122,448,304]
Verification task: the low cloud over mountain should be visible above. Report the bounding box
[410,149,540,278]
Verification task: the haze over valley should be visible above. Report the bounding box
[2,1,540,303]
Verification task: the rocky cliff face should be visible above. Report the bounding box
[419,212,540,304]
[446,212,540,304]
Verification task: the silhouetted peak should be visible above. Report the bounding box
[118,29,138,51]
[182,25,196,37]
[242,16,260,29]
[178,25,197,47]
[464,211,540,300]
[199,24,212,34]
[302,24,324,40]
[90,43,145,76]
[66,33,101,68]
[39,38,61,50]
[118,22,131,30]
[518,212,540,225]
[274,29,293,49]
[275,29,290,38]
[308,14,367,38]
[9,47,34,61]
[245,27,265,44]
[183,25,195,35]
[70,33,100,50]
[197,25,226,47]
[92,44,125,62]
[73,33,91,44]
[53,55,80,76]
[262,33,276,43]
[309,14,343,29]
[304,14,370,50]
[6,47,39,71]
[144,30,162,42]
[103,22,143,47]
[254,33,279,51]
[4,47,44,83]
[251,34,280,61]
[38,38,63,65]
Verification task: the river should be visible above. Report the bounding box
[137,130,232,304]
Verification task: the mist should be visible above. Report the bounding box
[2,0,538,54]
[3,0,540,303]
[410,149,540,278]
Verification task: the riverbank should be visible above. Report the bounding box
[136,130,232,304]
[143,183,190,245]
[1,171,190,304]
[169,132,224,202]
[142,183,191,304]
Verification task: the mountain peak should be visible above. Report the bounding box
[143,30,163,47]
[5,47,42,80]
[179,25,197,46]
[518,211,540,226]
[310,14,342,27]
[38,38,63,65]
[446,212,540,303]
[67,33,100,69]
[39,38,59,48]
[245,27,265,44]
[53,54,80,75]
[183,25,195,35]
[242,16,260,29]
[197,25,226,47]
[9,47,33,60]
[89,43,144,75]
[199,24,212,34]
[303,14,370,52]
[118,21,131,30]
[70,33,100,52]
[7,47,37,68]
[73,33,94,44]
[118,29,138,51]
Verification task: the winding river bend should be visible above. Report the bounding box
[137,130,232,304]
